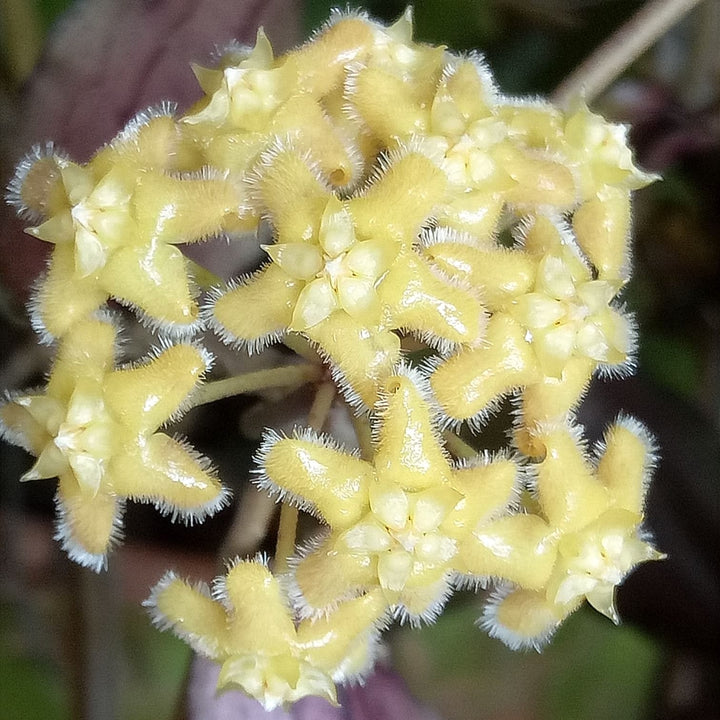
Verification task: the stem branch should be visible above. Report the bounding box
[443,430,478,460]
[551,0,705,108]
[191,364,322,408]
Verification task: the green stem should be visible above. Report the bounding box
[350,411,374,461]
[190,364,322,408]
[443,430,478,461]
[275,380,336,573]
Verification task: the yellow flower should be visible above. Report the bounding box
[510,216,633,378]
[561,102,659,200]
[256,371,528,623]
[429,214,635,438]
[481,418,663,650]
[145,558,387,710]
[0,317,228,570]
[11,110,243,339]
[210,143,485,408]
[183,18,382,190]
[350,57,578,238]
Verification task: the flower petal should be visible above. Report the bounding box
[101,240,198,327]
[212,264,303,350]
[108,433,226,523]
[259,435,373,528]
[104,343,208,433]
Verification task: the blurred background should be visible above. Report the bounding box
[0,1,718,719]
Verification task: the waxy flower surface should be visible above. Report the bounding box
[0,317,227,569]
[11,112,243,339]
[1,7,667,711]
[482,418,663,650]
[429,214,635,439]
[146,558,387,710]
[256,371,546,623]
[210,144,485,407]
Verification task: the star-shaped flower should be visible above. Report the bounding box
[349,58,578,239]
[428,214,635,442]
[255,371,534,624]
[0,317,228,570]
[481,418,664,650]
[11,110,243,339]
[183,17,389,190]
[145,558,387,710]
[209,143,485,408]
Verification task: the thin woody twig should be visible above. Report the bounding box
[551,0,705,108]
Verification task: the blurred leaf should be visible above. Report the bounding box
[639,332,702,401]
[120,606,191,720]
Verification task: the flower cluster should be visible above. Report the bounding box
[3,8,663,711]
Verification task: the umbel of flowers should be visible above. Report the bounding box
[2,7,663,711]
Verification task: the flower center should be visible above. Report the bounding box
[53,388,116,496]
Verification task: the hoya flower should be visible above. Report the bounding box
[0,317,228,570]
[349,57,577,239]
[145,558,388,710]
[560,102,659,200]
[210,143,485,408]
[256,371,538,624]
[508,216,633,378]
[9,110,243,339]
[481,418,664,650]
[428,214,635,437]
[183,24,365,189]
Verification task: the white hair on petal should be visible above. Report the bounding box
[6,142,70,221]
[282,531,366,621]
[479,584,559,652]
[251,428,340,521]
[252,425,367,531]
[370,364,449,462]
[143,570,223,658]
[245,134,330,217]
[391,574,454,628]
[595,306,638,381]
[123,301,204,341]
[202,274,288,356]
[419,224,484,250]
[111,102,178,147]
[452,447,525,518]
[452,571,491,593]
[53,492,125,573]
[593,412,659,509]
[420,352,516,433]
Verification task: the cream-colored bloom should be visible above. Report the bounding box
[429,215,634,439]
[210,144,485,408]
[145,559,387,710]
[257,371,529,623]
[481,418,663,650]
[0,317,227,570]
[12,111,243,339]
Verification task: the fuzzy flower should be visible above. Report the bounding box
[9,110,243,339]
[481,418,664,650]
[0,317,227,570]
[209,143,485,408]
[255,371,539,624]
[182,24,365,190]
[145,558,388,710]
[428,214,635,439]
[349,57,578,239]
